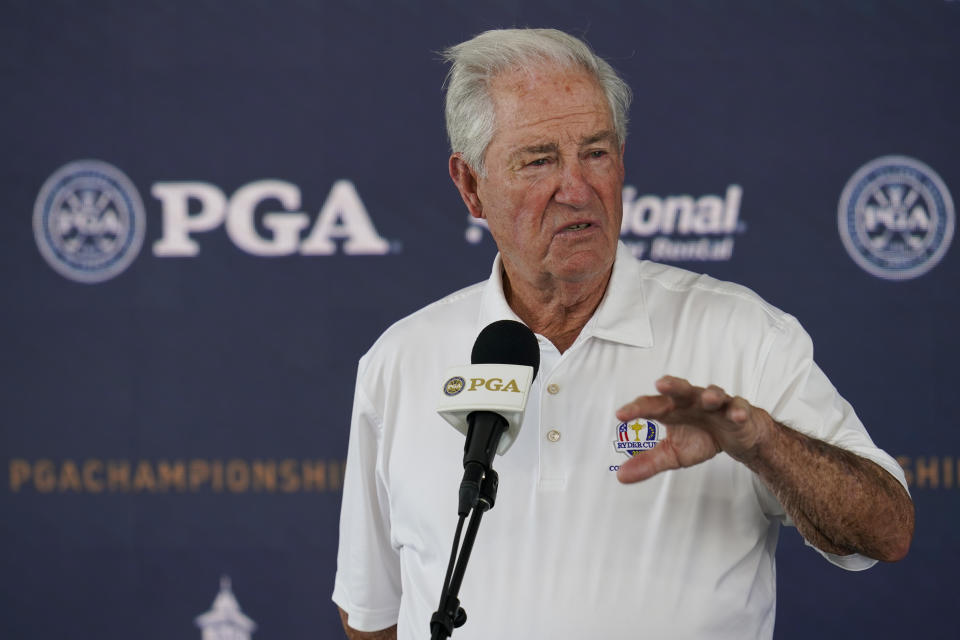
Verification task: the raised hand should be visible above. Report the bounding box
[614,375,774,484]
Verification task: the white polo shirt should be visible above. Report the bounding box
[333,242,906,640]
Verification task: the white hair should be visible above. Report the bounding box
[442,28,632,176]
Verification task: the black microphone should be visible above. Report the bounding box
[429,321,541,639]
[459,320,540,514]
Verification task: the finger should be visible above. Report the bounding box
[654,376,703,408]
[615,394,674,422]
[700,384,729,411]
[655,375,692,395]
[616,446,678,484]
[725,396,752,424]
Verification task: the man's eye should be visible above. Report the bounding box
[589,150,607,159]
[528,158,550,167]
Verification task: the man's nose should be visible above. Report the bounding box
[553,160,592,207]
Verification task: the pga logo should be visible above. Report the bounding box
[443,376,522,395]
[152,178,392,257]
[34,160,396,283]
[838,155,954,281]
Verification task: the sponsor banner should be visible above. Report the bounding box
[465,184,746,262]
[7,458,346,494]
[895,456,960,489]
[619,184,745,261]
[6,3,958,640]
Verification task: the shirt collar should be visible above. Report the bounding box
[477,241,653,348]
[477,253,525,327]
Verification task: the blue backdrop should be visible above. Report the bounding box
[2,1,957,637]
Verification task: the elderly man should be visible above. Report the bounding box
[333,28,913,640]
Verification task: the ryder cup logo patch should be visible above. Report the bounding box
[33,160,146,284]
[614,419,665,458]
[838,156,954,281]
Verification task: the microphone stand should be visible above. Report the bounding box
[429,466,499,640]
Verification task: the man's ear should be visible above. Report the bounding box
[449,154,484,219]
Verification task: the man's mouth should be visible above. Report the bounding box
[566,222,591,231]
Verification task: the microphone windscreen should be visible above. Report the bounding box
[470,320,540,382]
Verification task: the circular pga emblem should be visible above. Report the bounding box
[443,376,466,396]
[838,155,954,281]
[33,160,146,283]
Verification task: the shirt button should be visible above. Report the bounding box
[546,429,561,442]
[547,383,560,395]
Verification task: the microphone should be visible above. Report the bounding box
[437,320,540,514]
[429,321,540,638]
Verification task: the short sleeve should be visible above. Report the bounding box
[750,314,909,570]
[332,360,402,631]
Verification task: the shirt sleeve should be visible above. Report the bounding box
[332,359,402,631]
[750,313,909,571]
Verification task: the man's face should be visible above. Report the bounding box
[474,65,625,291]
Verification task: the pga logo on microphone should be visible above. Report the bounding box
[442,375,522,396]
[436,364,535,456]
